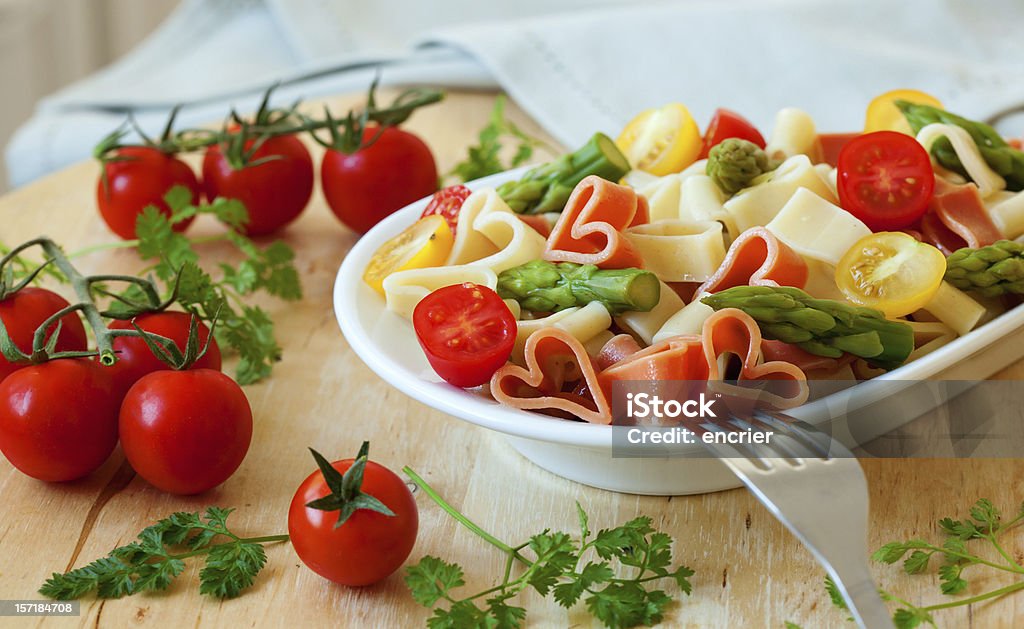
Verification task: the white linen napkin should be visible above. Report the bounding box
[7,0,1024,187]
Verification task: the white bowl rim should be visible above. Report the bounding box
[334,168,1024,449]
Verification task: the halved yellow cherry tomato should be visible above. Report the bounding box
[864,89,943,135]
[363,215,454,295]
[836,232,946,318]
[616,103,702,176]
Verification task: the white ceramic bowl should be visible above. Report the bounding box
[334,169,1024,495]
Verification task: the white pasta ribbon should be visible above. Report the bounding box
[766,188,871,266]
[801,259,845,301]
[383,265,498,319]
[445,188,547,272]
[723,154,837,232]
[906,320,957,362]
[765,108,818,160]
[636,174,682,222]
[511,302,612,365]
[987,189,1024,239]
[625,220,727,282]
[919,281,986,336]
[814,163,839,199]
[679,175,738,239]
[652,297,715,343]
[916,123,1006,198]
[615,280,685,345]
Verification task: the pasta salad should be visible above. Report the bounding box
[360,89,1024,423]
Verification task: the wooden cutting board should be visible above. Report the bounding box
[0,90,1021,628]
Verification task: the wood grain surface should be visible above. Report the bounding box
[0,90,1021,628]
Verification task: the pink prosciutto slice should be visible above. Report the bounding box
[543,175,647,269]
[924,179,1002,252]
[697,227,808,295]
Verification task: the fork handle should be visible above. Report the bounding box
[828,568,894,629]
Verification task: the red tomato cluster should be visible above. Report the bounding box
[0,299,250,494]
[97,125,437,240]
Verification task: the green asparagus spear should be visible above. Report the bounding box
[895,100,1024,192]
[945,240,1024,297]
[496,133,631,214]
[706,138,779,195]
[701,285,914,370]
[496,260,660,315]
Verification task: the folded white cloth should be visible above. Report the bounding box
[7,0,1024,187]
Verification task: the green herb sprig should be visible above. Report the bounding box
[403,467,694,628]
[448,95,555,183]
[39,507,288,600]
[822,498,1024,628]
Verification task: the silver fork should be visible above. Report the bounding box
[692,408,893,629]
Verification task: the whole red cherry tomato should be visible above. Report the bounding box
[0,359,119,481]
[322,125,438,234]
[119,369,252,495]
[202,134,314,236]
[413,283,516,388]
[420,185,471,234]
[107,312,221,398]
[0,287,88,384]
[698,109,766,160]
[837,131,935,231]
[288,444,418,586]
[97,146,200,239]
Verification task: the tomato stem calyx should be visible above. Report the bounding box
[305,443,396,528]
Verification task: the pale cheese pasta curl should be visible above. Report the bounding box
[624,220,726,283]
[765,108,819,161]
[383,265,498,319]
[766,188,871,266]
[511,301,612,365]
[916,123,1006,198]
[801,259,846,301]
[652,297,715,343]
[987,189,1024,239]
[636,174,682,223]
[615,280,685,345]
[918,281,986,336]
[679,175,738,239]
[446,188,548,272]
[723,154,837,232]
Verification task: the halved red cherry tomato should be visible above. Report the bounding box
[412,283,516,388]
[420,185,471,234]
[837,131,935,232]
[698,108,766,160]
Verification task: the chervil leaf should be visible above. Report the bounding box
[969,499,1001,532]
[199,542,267,599]
[553,561,613,608]
[903,551,932,575]
[938,564,968,595]
[825,576,848,611]
[938,517,979,540]
[405,556,466,607]
[40,507,285,602]
[892,607,934,629]
[671,565,695,595]
[873,542,912,564]
[586,581,670,628]
[448,95,551,183]
[486,595,527,629]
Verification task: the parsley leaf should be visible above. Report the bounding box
[403,468,695,629]
[40,507,287,600]
[448,95,554,183]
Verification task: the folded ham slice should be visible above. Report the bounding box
[543,175,647,269]
[923,179,1002,253]
[598,308,809,410]
[490,327,612,424]
[696,227,808,294]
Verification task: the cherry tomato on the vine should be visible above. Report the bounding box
[107,312,221,398]
[412,283,516,388]
[698,108,766,160]
[97,146,200,240]
[119,369,252,495]
[0,359,119,481]
[420,185,471,234]
[202,134,314,236]
[288,445,418,586]
[0,287,88,384]
[836,131,935,231]
[322,125,438,234]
